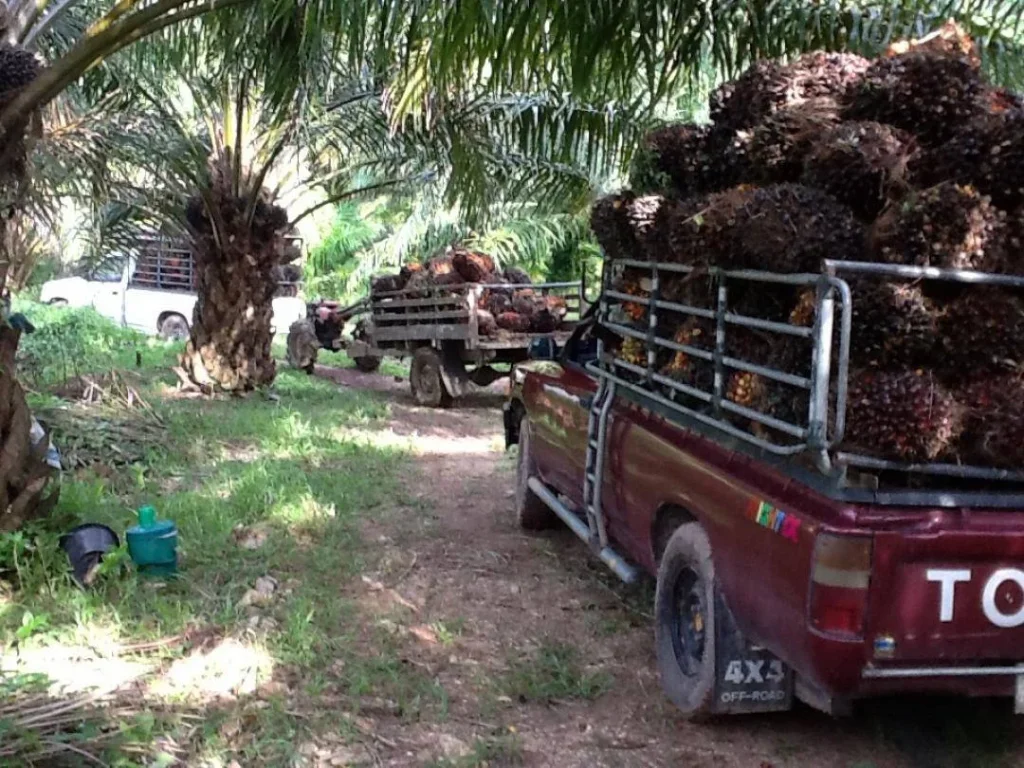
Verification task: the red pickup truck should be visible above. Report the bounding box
[504,263,1024,720]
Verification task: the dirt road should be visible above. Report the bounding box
[316,364,1023,768]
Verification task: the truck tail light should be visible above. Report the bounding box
[809,533,873,638]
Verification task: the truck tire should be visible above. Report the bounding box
[515,416,556,529]
[655,523,718,721]
[410,348,452,407]
[159,313,190,341]
[354,356,381,373]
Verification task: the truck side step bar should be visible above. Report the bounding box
[527,477,638,584]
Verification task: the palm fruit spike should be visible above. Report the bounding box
[958,375,1024,469]
[870,183,1006,271]
[802,121,917,221]
[717,184,865,272]
[938,287,1024,374]
[744,98,841,185]
[844,370,963,463]
[843,52,983,147]
[847,279,940,369]
[710,52,869,133]
[630,124,712,198]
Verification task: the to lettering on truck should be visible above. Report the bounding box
[926,568,1024,628]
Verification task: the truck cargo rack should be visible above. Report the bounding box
[591,256,1024,508]
[367,279,585,349]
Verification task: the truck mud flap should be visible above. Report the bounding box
[712,592,794,714]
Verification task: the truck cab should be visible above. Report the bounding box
[505,287,1024,720]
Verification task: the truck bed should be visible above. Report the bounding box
[595,256,1024,508]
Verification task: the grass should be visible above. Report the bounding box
[427,731,524,768]
[501,641,611,704]
[0,308,429,765]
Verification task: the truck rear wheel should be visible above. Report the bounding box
[515,416,556,529]
[655,523,717,720]
[410,348,452,407]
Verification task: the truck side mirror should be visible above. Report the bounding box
[528,337,558,361]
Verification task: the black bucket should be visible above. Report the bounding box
[59,524,119,587]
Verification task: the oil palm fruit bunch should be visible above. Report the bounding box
[0,41,42,182]
[957,375,1024,469]
[710,52,869,133]
[370,274,403,295]
[802,121,917,220]
[476,309,498,336]
[646,194,719,265]
[615,267,650,322]
[845,370,963,462]
[716,184,864,272]
[938,287,1024,373]
[726,370,767,409]
[427,254,456,277]
[452,249,496,282]
[503,266,532,285]
[483,291,512,315]
[591,193,638,261]
[789,288,818,328]
[843,52,983,147]
[630,124,714,197]
[660,317,713,376]
[882,20,979,64]
[847,279,940,368]
[871,183,1006,270]
[495,312,531,332]
[619,336,647,368]
[399,262,424,287]
[919,109,1024,211]
[743,99,841,184]
[626,195,665,252]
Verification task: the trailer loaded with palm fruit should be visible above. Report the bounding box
[592,20,1024,499]
[288,245,584,406]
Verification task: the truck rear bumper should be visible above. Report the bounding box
[803,630,1024,704]
[858,664,1023,707]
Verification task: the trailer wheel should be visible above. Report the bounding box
[410,348,452,407]
[515,416,556,529]
[354,356,381,373]
[655,523,717,720]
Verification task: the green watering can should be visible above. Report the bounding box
[126,505,178,577]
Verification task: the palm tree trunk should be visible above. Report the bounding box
[180,230,280,392]
[0,317,58,532]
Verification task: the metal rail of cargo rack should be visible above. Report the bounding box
[587,256,1024,509]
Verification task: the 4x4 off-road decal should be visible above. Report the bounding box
[712,592,793,714]
[746,499,801,543]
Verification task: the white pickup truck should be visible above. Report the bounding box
[39,246,305,340]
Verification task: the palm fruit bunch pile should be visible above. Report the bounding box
[367,246,570,336]
[592,20,1024,467]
